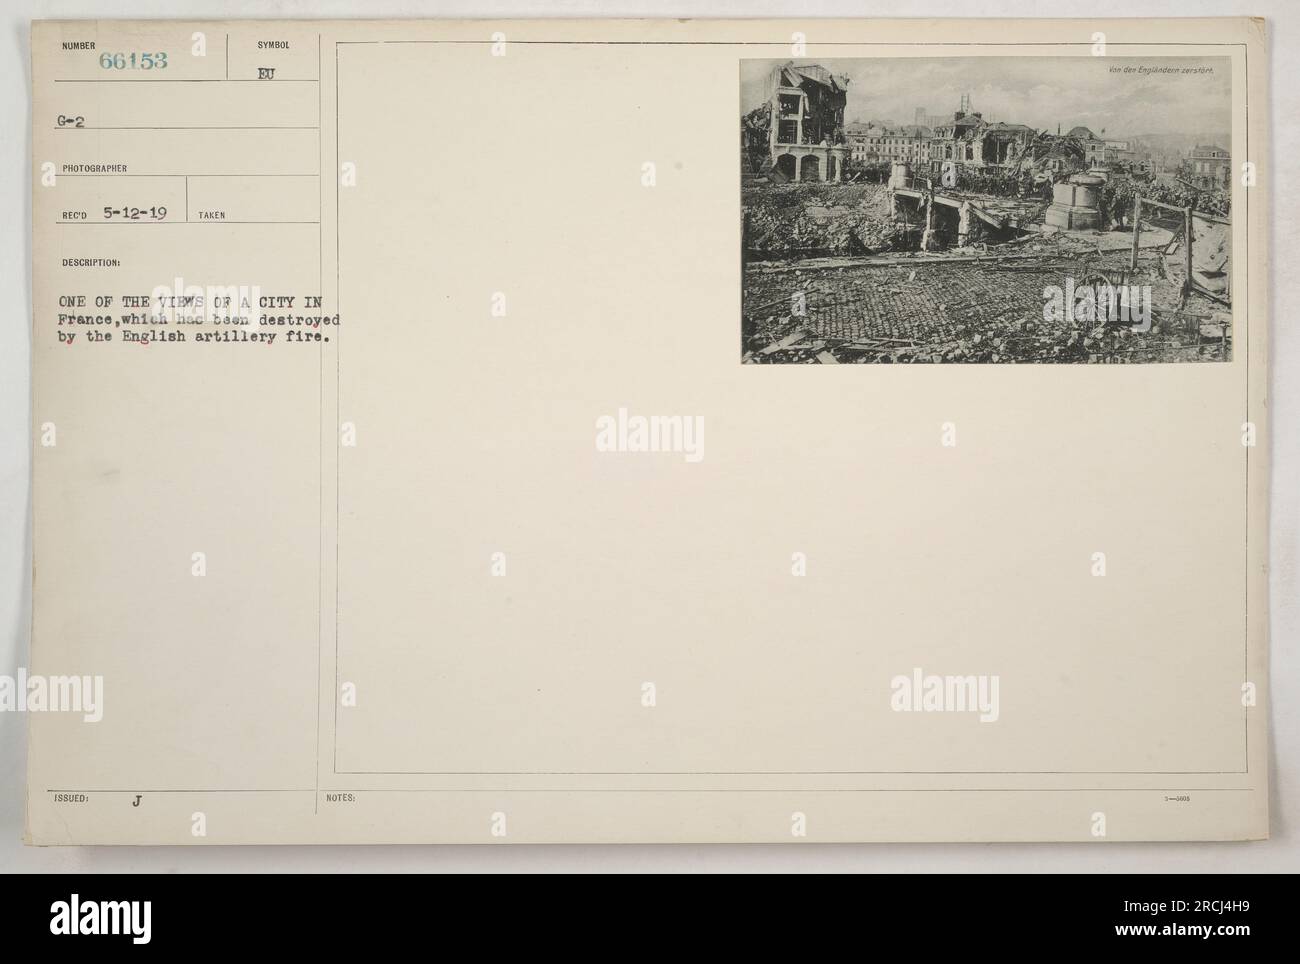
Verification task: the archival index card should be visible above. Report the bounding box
[27,18,1270,843]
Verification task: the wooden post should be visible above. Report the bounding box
[1183,206,1194,297]
[922,184,935,252]
[1130,197,1142,270]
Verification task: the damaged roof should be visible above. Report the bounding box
[779,63,851,93]
[983,122,1036,136]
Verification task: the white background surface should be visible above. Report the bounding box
[2,0,1295,872]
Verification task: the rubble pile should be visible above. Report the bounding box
[743,183,903,257]
[1190,219,1231,297]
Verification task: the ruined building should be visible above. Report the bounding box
[928,104,986,165]
[977,122,1037,168]
[765,63,850,182]
[1067,126,1108,167]
[925,95,1034,171]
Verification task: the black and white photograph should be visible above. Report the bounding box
[741,57,1234,363]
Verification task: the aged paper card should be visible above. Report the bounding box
[27,17,1269,843]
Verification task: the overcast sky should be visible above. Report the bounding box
[740,57,1231,139]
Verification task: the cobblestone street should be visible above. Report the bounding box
[743,247,1230,363]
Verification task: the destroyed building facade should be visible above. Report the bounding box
[765,62,851,182]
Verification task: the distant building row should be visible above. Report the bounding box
[846,115,1143,175]
[746,62,1230,189]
